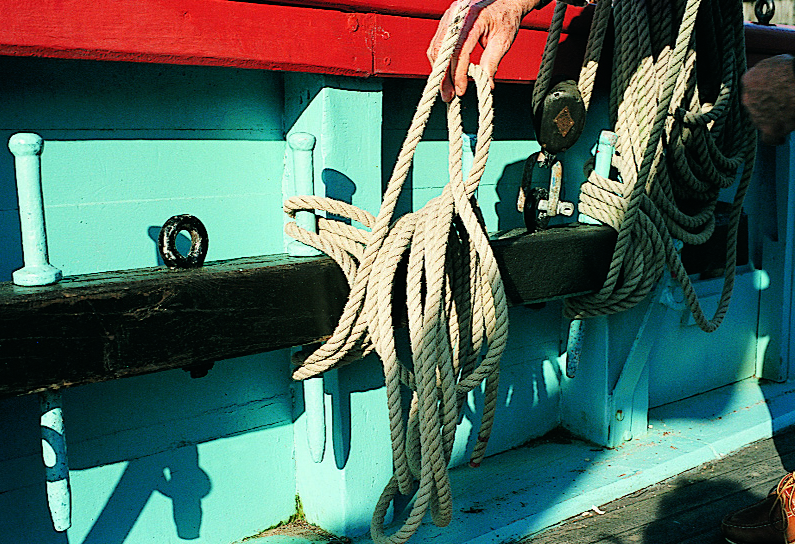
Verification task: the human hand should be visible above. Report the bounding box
[742,54,795,146]
[427,0,547,102]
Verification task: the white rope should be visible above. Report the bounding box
[284,2,509,542]
[285,2,755,543]
[564,0,755,332]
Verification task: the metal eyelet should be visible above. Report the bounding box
[158,214,209,269]
[755,0,775,25]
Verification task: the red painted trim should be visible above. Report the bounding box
[372,13,587,82]
[0,0,590,81]
[252,0,593,31]
[4,0,794,82]
[0,0,375,75]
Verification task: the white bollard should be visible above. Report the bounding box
[286,132,322,257]
[8,133,61,286]
[303,376,326,464]
[285,133,326,461]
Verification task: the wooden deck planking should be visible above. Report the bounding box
[524,427,795,543]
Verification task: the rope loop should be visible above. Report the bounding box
[284,2,509,541]
[567,0,755,332]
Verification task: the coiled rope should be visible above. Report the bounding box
[563,0,755,330]
[284,0,754,542]
[285,1,508,542]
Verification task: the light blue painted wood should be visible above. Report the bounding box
[284,75,394,538]
[0,54,789,544]
[744,136,792,382]
[0,57,301,544]
[0,352,297,544]
[349,378,795,544]
[564,130,617,379]
[37,140,285,276]
[284,74,383,223]
[561,316,611,445]
[453,304,563,463]
[293,358,393,538]
[649,270,760,406]
[607,287,662,446]
[0,57,284,138]
[0,210,23,280]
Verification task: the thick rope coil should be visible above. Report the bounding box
[284,2,510,542]
[565,0,755,332]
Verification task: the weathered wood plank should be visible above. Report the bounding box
[525,428,795,544]
[0,254,350,397]
[492,225,616,304]
[0,220,744,398]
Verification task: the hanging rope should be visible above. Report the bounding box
[285,2,508,542]
[564,0,755,332]
[284,1,754,542]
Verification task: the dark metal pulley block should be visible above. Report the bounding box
[519,79,585,233]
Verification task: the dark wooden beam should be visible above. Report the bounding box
[492,224,615,305]
[0,219,745,398]
[0,254,350,397]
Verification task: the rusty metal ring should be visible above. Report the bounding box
[158,214,209,269]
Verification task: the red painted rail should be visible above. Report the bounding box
[0,0,793,80]
[0,0,589,81]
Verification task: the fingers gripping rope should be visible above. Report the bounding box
[283,3,508,543]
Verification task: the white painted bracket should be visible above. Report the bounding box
[303,376,326,464]
[462,133,477,199]
[286,132,322,257]
[607,285,667,447]
[40,389,71,532]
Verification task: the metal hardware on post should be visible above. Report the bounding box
[520,150,573,233]
[537,161,574,218]
[40,389,71,532]
[755,0,775,25]
[8,133,62,286]
[286,132,322,257]
[158,214,209,269]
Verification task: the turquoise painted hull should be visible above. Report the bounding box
[0,55,791,543]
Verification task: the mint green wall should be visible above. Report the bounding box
[0,54,781,544]
[0,57,297,544]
